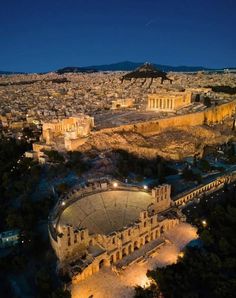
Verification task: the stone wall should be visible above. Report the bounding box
[174,173,233,206]
[93,99,236,136]
[49,184,181,284]
[71,216,180,284]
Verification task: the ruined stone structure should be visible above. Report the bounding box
[96,99,236,135]
[174,173,233,206]
[49,182,183,283]
[147,91,192,111]
[31,115,94,161]
[111,98,134,110]
[29,100,236,162]
[42,115,94,146]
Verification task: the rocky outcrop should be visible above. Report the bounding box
[80,124,232,160]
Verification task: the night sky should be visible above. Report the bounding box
[0,0,235,72]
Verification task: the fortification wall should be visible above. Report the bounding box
[94,100,236,136]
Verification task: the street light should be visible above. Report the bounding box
[202,219,207,227]
[113,182,118,188]
[143,185,148,190]
[61,201,65,206]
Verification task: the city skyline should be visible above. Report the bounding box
[0,0,235,72]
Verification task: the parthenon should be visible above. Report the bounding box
[147,90,192,111]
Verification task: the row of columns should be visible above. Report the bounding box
[149,98,174,110]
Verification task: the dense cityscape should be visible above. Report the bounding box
[0,0,236,298]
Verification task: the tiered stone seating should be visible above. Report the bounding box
[59,190,153,235]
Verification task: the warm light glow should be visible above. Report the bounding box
[178,251,184,258]
[202,219,207,227]
[113,182,118,188]
[139,275,152,288]
[143,185,148,190]
[61,201,65,206]
[71,223,198,298]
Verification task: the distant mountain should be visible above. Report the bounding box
[0,70,24,75]
[1,62,233,75]
[78,61,214,72]
[56,66,98,74]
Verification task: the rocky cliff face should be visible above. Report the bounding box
[80,122,232,160]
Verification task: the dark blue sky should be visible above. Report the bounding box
[0,0,235,72]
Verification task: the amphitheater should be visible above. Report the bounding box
[49,180,184,284]
[59,190,154,235]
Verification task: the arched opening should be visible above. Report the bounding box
[134,241,139,250]
[140,238,144,246]
[160,226,164,234]
[99,259,105,269]
[89,239,93,246]
[128,244,132,254]
[110,255,114,264]
[195,94,200,102]
[74,233,77,244]
[145,235,149,244]
[122,248,127,257]
[116,251,120,261]
[150,232,153,241]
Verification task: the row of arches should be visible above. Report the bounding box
[175,178,229,206]
[109,223,177,265]
[73,219,178,283]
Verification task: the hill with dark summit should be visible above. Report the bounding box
[122,63,172,84]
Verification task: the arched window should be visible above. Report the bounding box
[116,251,120,261]
[110,255,114,264]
